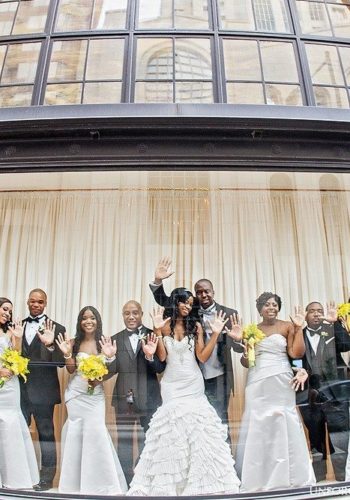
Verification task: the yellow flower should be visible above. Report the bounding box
[77,354,108,395]
[337,303,350,334]
[242,324,266,368]
[0,348,30,388]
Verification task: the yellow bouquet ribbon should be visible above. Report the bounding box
[0,348,30,388]
[242,323,266,368]
[77,354,108,395]
[337,303,350,334]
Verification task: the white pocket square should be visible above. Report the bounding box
[325,337,335,345]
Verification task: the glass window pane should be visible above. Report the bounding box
[314,85,349,107]
[339,46,350,86]
[138,0,172,29]
[12,0,49,35]
[175,39,212,80]
[136,38,173,80]
[266,83,303,105]
[306,44,345,85]
[175,81,213,102]
[174,0,209,29]
[0,85,32,106]
[218,0,255,30]
[328,4,350,38]
[223,39,261,80]
[91,0,128,30]
[226,82,264,103]
[0,44,6,68]
[48,40,88,82]
[134,81,173,102]
[44,83,82,104]
[55,0,93,32]
[296,1,332,36]
[0,3,16,36]
[83,81,122,103]
[86,39,124,80]
[253,0,291,32]
[1,42,41,84]
[261,41,299,82]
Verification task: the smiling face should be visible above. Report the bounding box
[80,308,97,335]
[194,280,214,309]
[27,290,47,317]
[259,297,280,320]
[305,302,324,329]
[0,301,12,327]
[177,297,194,318]
[122,301,143,330]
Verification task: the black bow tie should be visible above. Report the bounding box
[26,316,44,323]
[128,329,140,336]
[308,328,321,337]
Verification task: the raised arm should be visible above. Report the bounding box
[149,257,174,307]
[55,332,76,374]
[8,319,24,352]
[150,306,171,362]
[195,311,228,363]
[287,306,306,359]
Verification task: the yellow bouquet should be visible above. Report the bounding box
[337,303,350,334]
[0,348,30,388]
[77,354,108,395]
[242,323,266,368]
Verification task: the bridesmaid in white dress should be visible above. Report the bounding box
[128,288,241,496]
[55,306,127,495]
[236,292,315,492]
[0,297,39,489]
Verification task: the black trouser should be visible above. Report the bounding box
[300,401,349,481]
[204,374,230,427]
[115,399,153,486]
[21,401,56,482]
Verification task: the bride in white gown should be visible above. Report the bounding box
[55,306,127,495]
[128,288,240,496]
[0,297,39,489]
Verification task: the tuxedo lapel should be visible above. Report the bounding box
[319,335,326,359]
[123,329,136,360]
[303,331,313,369]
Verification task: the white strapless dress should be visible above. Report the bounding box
[128,336,240,496]
[0,335,39,489]
[59,352,127,495]
[236,334,315,492]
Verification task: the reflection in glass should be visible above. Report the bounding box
[91,0,127,29]
[329,4,350,37]
[1,43,41,84]
[339,46,350,86]
[226,82,264,103]
[134,81,173,102]
[296,1,332,36]
[48,40,88,82]
[44,83,83,104]
[138,0,209,29]
[55,0,93,32]
[314,85,349,107]
[175,81,212,102]
[218,0,291,32]
[12,0,49,34]
[223,39,261,80]
[260,41,299,82]
[0,3,16,36]
[175,39,212,80]
[0,85,33,106]
[83,81,122,103]
[85,38,124,79]
[136,38,173,80]
[266,83,303,105]
[306,43,344,85]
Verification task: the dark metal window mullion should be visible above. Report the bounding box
[256,39,267,103]
[126,0,137,102]
[81,37,91,104]
[336,45,350,106]
[9,0,20,36]
[0,43,10,87]
[210,0,222,102]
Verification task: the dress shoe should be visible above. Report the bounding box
[33,480,53,491]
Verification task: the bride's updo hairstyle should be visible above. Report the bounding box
[73,306,103,356]
[164,288,198,338]
[256,292,282,314]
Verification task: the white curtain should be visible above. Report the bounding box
[0,182,350,435]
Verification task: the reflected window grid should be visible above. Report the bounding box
[296,0,350,38]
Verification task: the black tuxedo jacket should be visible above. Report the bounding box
[111,326,165,414]
[151,284,243,394]
[20,314,65,406]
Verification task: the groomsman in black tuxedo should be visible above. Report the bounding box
[21,288,65,491]
[298,301,350,482]
[150,257,243,425]
[111,300,165,485]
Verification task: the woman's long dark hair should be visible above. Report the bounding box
[73,306,103,356]
[164,288,198,341]
[0,297,12,332]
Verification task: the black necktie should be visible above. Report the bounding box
[26,317,39,323]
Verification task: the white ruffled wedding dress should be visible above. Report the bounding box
[127,336,240,496]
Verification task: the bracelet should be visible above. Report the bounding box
[156,335,163,339]
[105,355,116,364]
[64,353,72,359]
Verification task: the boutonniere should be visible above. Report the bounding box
[320,331,329,337]
[137,331,147,342]
[38,324,45,334]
